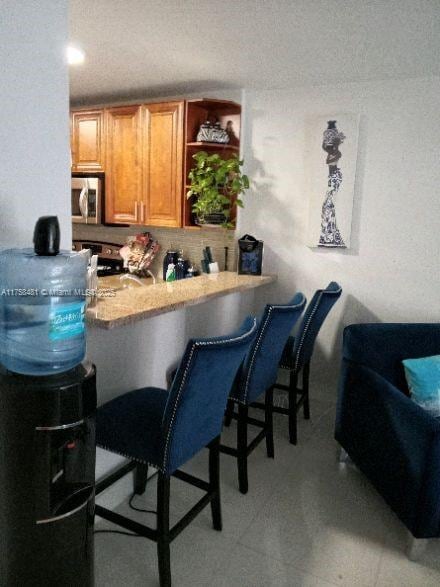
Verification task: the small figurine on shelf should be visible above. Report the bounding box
[225,120,238,145]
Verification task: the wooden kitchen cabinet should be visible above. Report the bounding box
[105,105,144,224]
[70,98,240,228]
[142,101,183,227]
[71,110,105,172]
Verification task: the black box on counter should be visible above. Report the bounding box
[237,234,264,276]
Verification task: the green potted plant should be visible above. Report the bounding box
[186,151,249,228]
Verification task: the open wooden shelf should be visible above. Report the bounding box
[181,224,233,231]
[181,225,201,231]
[183,99,242,229]
[186,141,239,152]
[186,98,241,115]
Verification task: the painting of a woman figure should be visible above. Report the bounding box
[319,120,346,247]
[307,113,359,249]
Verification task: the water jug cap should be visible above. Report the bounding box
[33,216,60,256]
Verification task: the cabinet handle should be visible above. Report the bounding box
[134,201,139,221]
[140,202,145,224]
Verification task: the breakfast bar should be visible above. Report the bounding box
[88,272,276,329]
[86,272,276,405]
[87,271,276,482]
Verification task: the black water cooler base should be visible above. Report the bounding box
[0,362,96,587]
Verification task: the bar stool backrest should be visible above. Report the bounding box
[291,281,342,373]
[161,316,258,474]
[235,293,306,405]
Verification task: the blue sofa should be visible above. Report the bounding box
[335,323,440,539]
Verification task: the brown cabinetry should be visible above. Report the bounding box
[70,98,241,228]
[143,102,183,227]
[71,110,105,172]
[105,105,143,224]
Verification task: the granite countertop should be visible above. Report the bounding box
[87,272,276,329]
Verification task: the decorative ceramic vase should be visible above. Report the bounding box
[196,121,230,144]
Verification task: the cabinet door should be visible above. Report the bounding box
[105,106,143,225]
[143,102,183,227]
[71,110,105,172]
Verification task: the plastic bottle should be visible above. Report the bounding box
[165,263,176,282]
[0,217,89,376]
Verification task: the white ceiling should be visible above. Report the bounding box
[69,0,440,104]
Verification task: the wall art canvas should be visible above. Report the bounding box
[306,114,359,249]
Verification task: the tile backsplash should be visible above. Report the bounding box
[72,224,238,279]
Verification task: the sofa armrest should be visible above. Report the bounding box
[336,359,440,538]
[342,323,440,391]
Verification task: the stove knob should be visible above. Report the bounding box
[104,248,112,255]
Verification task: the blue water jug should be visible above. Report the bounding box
[0,217,89,375]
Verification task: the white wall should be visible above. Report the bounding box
[239,77,440,388]
[0,1,71,249]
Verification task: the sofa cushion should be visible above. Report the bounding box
[403,355,440,418]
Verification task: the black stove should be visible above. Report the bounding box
[72,240,124,276]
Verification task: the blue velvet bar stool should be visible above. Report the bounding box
[94,316,258,587]
[222,293,306,494]
[270,281,342,444]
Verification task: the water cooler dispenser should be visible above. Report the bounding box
[0,217,97,586]
[0,364,96,585]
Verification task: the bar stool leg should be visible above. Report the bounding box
[134,463,149,495]
[237,404,249,494]
[209,436,222,531]
[157,473,171,587]
[289,371,298,445]
[224,398,234,427]
[303,363,311,420]
[265,386,274,458]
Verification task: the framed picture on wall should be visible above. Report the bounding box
[306,114,360,249]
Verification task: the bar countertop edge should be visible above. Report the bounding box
[87,272,277,329]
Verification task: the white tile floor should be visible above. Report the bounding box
[95,388,440,586]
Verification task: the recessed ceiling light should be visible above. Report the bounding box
[67,45,85,66]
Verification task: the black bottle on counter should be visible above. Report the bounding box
[175,252,188,280]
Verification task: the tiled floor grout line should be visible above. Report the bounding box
[235,541,342,587]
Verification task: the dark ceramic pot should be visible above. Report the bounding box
[197,213,226,226]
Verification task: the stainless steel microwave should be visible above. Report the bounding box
[72,176,102,224]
